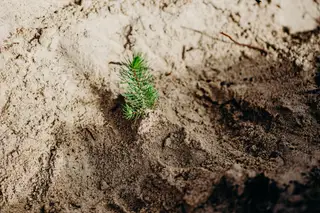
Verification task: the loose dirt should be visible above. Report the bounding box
[0,0,320,212]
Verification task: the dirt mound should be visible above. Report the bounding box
[0,0,320,212]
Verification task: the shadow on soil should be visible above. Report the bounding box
[188,167,320,213]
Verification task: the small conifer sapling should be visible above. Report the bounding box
[120,53,158,120]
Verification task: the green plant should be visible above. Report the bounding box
[120,53,158,120]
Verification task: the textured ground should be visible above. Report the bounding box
[0,0,320,212]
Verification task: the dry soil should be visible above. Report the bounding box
[0,0,320,212]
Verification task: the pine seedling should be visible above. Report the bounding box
[119,53,158,120]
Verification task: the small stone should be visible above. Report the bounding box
[164,137,173,148]
[232,163,242,171]
[149,25,156,31]
[195,90,204,98]
[99,180,109,190]
[226,164,244,181]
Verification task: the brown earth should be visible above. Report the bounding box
[0,0,320,212]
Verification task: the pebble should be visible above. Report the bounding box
[99,180,109,191]
[251,145,257,151]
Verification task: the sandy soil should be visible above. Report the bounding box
[0,0,320,212]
